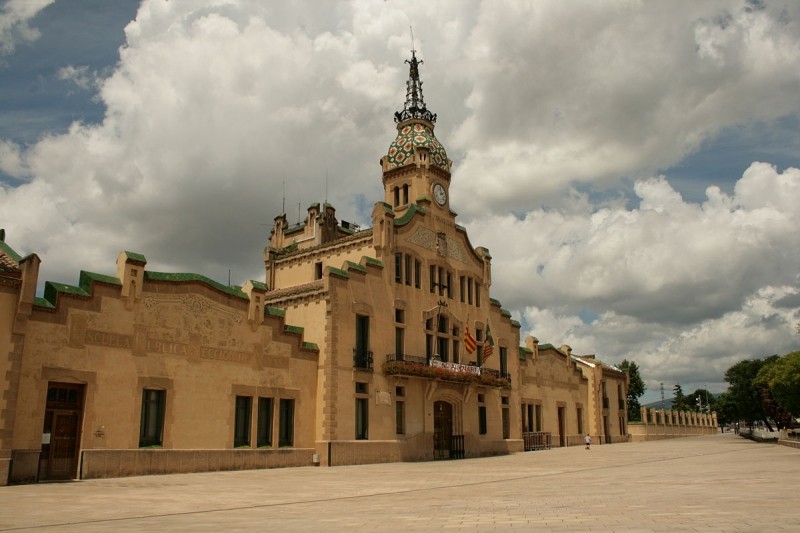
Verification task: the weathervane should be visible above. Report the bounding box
[394,26,437,125]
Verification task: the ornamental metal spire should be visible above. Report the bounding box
[394,31,437,125]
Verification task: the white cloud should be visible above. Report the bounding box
[0,0,53,57]
[1,0,799,395]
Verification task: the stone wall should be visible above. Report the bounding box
[80,448,315,479]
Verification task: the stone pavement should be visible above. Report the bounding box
[1,433,798,532]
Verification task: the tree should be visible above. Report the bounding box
[714,392,737,426]
[672,383,688,411]
[755,351,800,417]
[723,356,778,428]
[619,359,646,421]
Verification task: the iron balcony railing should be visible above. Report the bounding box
[384,354,511,387]
[353,349,373,371]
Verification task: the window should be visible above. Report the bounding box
[394,253,402,283]
[402,184,409,205]
[459,276,465,302]
[355,314,371,369]
[257,397,273,447]
[393,186,400,206]
[501,396,510,439]
[535,403,542,431]
[500,347,508,376]
[429,314,450,362]
[404,254,412,286]
[452,327,460,364]
[429,265,436,293]
[355,382,369,440]
[478,395,487,435]
[446,272,453,298]
[395,327,404,359]
[234,395,252,447]
[396,387,406,435]
[279,399,294,446]
[468,278,473,304]
[577,406,584,435]
[475,282,481,307]
[314,261,323,280]
[524,404,534,433]
[139,389,165,447]
[414,260,421,288]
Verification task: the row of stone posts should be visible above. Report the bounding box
[629,407,718,441]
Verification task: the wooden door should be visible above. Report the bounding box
[41,383,84,481]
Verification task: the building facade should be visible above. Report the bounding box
[0,52,629,485]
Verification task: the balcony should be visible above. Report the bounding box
[383,354,510,388]
[353,349,373,371]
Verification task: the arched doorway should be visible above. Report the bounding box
[433,401,452,460]
[433,400,464,460]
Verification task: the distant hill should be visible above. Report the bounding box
[644,398,675,409]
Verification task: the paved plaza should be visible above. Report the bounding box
[1,433,798,532]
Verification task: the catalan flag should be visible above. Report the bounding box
[464,325,477,354]
[482,323,494,362]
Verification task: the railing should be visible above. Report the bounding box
[353,349,373,371]
[450,435,465,459]
[383,354,510,388]
[523,431,552,451]
[482,368,512,384]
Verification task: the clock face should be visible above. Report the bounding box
[433,183,447,206]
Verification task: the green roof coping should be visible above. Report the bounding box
[302,342,320,351]
[248,280,268,291]
[345,261,367,273]
[510,319,521,328]
[284,325,304,335]
[34,297,54,309]
[43,281,89,306]
[122,251,147,263]
[0,240,23,262]
[538,343,554,350]
[363,257,384,269]
[79,271,121,292]
[328,267,349,279]
[519,346,533,359]
[265,307,286,317]
[144,271,247,299]
[500,308,511,318]
[489,298,502,307]
[394,203,426,226]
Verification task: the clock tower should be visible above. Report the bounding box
[380,49,452,214]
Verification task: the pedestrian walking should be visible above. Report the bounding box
[584,434,591,450]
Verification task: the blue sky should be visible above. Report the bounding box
[1,0,799,403]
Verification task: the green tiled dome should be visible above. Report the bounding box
[386,122,449,171]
